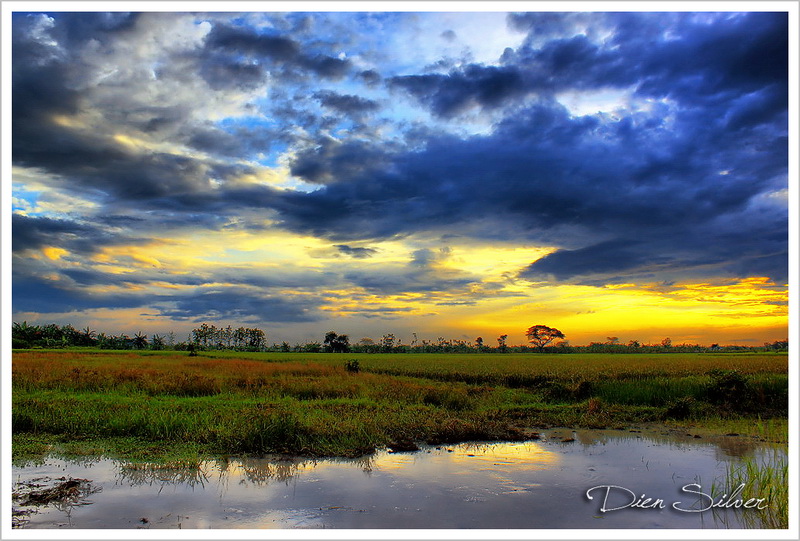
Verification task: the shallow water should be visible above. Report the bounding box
[11,429,785,529]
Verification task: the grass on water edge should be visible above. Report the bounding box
[707,448,789,529]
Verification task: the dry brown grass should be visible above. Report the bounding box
[12,352,341,396]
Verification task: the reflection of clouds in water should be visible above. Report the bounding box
[102,435,778,496]
[561,428,771,460]
[373,441,560,475]
[366,442,561,503]
[12,434,787,529]
[110,441,575,494]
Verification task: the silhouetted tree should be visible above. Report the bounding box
[151,334,165,350]
[381,333,396,352]
[324,331,350,353]
[525,325,565,352]
[497,334,508,353]
[133,332,148,350]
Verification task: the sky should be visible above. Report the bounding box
[6,5,792,347]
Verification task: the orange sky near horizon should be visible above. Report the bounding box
[14,229,789,346]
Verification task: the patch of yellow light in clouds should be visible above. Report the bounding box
[438,243,556,279]
[42,247,69,261]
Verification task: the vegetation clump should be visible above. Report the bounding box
[705,369,750,405]
[344,359,360,373]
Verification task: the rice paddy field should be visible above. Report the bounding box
[11,350,789,462]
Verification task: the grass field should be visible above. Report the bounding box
[12,350,788,461]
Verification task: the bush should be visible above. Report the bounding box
[574,380,594,399]
[706,369,749,405]
[345,359,360,373]
[664,397,695,420]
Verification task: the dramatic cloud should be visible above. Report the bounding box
[156,289,325,323]
[203,22,352,80]
[388,65,527,118]
[12,214,149,255]
[313,91,380,117]
[9,9,789,344]
[12,273,151,314]
[334,245,378,259]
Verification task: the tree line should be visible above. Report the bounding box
[10,321,789,353]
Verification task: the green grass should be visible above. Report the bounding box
[12,350,788,461]
[713,448,789,528]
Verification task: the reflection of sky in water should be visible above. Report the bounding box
[12,432,784,529]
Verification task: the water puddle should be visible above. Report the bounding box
[11,429,785,529]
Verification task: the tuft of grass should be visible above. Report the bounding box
[716,449,788,529]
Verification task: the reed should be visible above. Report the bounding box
[717,449,788,529]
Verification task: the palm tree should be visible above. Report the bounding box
[133,331,148,350]
[12,321,41,344]
[81,327,97,346]
[151,334,165,350]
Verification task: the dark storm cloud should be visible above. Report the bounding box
[313,90,380,116]
[289,137,396,184]
[298,54,351,79]
[203,22,352,80]
[216,268,340,289]
[270,91,787,282]
[205,23,300,59]
[334,245,377,259]
[506,12,586,40]
[521,240,657,281]
[11,13,350,213]
[388,65,526,117]
[390,12,787,118]
[343,269,474,295]
[11,17,238,202]
[12,273,149,313]
[197,54,267,91]
[357,69,382,86]
[59,267,204,288]
[270,14,788,286]
[12,15,82,135]
[46,11,141,47]
[341,248,475,295]
[186,124,276,158]
[12,214,92,253]
[11,265,327,320]
[15,131,221,200]
[157,288,324,323]
[12,214,148,255]
[58,263,341,292]
[611,12,788,101]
